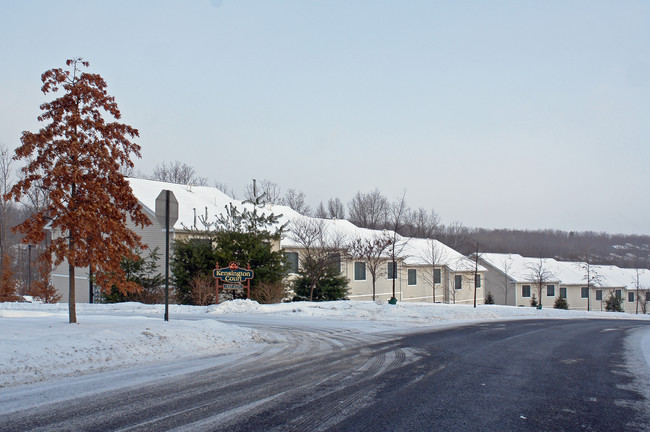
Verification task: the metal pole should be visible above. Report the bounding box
[246,263,251,300]
[27,244,32,295]
[474,241,479,308]
[89,264,93,303]
[215,261,220,304]
[164,190,170,321]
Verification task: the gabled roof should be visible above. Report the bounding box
[127,178,477,272]
[127,178,244,230]
[590,265,650,289]
[402,238,486,272]
[481,252,650,289]
[480,253,582,285]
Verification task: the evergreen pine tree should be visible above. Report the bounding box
[485,292,495,304]
[553,296,569,310]
[604,292,624,312]
[530,293,538,307]
[171,203,287,305]
[102,248,164,303]
[293,268,348,302]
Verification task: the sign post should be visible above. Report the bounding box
[155,190,178,321]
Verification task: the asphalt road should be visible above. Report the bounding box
[1,319,648,431]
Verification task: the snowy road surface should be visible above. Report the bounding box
[1,302,649,431]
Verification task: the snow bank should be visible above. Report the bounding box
[0,307,257,388]
[1,300,648,388]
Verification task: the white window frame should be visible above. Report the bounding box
[354,261,366,281]
[546,284,555,297]
[286,251,299,274]
[407,268,417,286]
[387,262,397,280]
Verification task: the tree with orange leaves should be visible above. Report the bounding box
[0,253,20,302]
[30,255,61,304]
[6,58,151,322]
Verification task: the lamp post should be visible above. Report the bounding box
[27,244,33,294]
[469,240,479,308]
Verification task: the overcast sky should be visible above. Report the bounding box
[1,1,649,235]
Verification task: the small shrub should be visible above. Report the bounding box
[553,296,569,310]
[292,270,348,301]
[530,294,538,307]
[484,292,495,304]
[604,292,624,312]
[190,275,216,306]
[251,281,287,304]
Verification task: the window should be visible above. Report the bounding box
[454,275,462,290]
[475,274,481,288]
[546,285,555,297]
[646,292,650,302]
[560,287,567,299]
[522,284,531,298]
[596,290,602,301]
[408,269,417,286]
[328,253,341,274]
[433,268,441,284]
[615,289,622,299]
[581,287,589,298]
[354,262,366,281]
[628,292,634,303]
[387,262,397,280]
[285,252,298,274]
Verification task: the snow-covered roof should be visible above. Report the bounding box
[481,253,650,289]
[127,178,478,272]
[480,253,583,285]
[590,265,650,289]
[401,238,487,272]
[127,178,244,230]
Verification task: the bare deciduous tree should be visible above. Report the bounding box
[632,268,647,314]
[288,218,347,301]
[437,221,471,253]
[244,179,281,205]
[152,161,208,186]
[386,191,410,302]
[349,232,393,301]
[327,198,345,219]
[526,258,555,307]
[348,189,389,229]
[500,258,513,305]
[314,198,345,220]
[419,239,448,303]
[576,253,602,311]
[405,207,440,238]
[0,144,15,261]
[314,202,328,219]
[283,188,311,215]
[214,181,236,199]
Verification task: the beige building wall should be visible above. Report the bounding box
[344,259,403,302]
[52,210,176,303]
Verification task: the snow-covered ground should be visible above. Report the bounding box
[1,299,649,389]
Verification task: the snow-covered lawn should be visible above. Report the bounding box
[1,300,649,389]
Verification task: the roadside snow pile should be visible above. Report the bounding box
[207,299,650,325]
[207,299,262,314]
[1,300,648,388]
[0,308,258,388]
